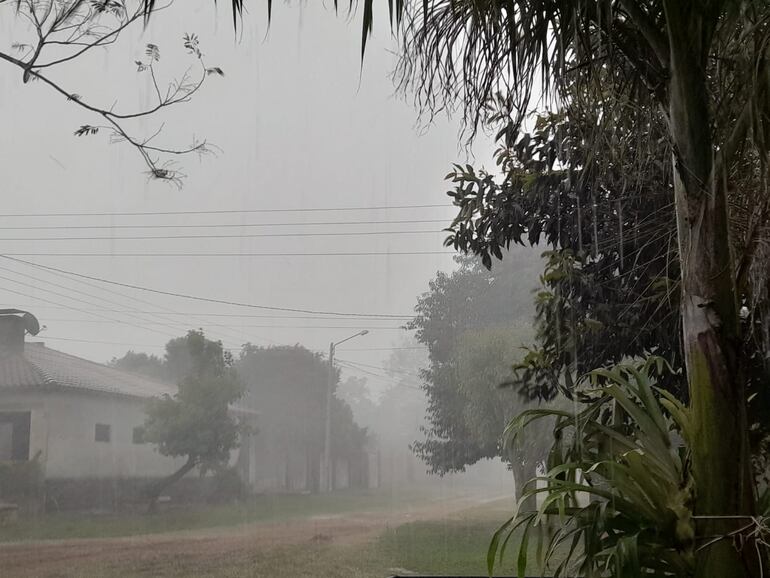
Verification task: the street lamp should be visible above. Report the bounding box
[321,329,369,493]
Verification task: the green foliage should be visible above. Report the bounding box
[143,330,244,473]
[236,345,367,478]
[0,453,44,502]
[143,371,243,470]
[207,467,248,503]
[490,358,696,577]
[111,329,233,384]
[109,350,166,381]
[409,250,542,474]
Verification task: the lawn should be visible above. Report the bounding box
[0,492,558,577]
[0,486,445,543]
[157,513,538,577]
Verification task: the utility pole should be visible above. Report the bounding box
[322,340,335,494]
[321,330,369,493]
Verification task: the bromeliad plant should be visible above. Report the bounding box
[489,358,697,577]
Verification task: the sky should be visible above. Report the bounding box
[0,0,494,394]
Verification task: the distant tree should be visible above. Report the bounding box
[409,248,548,500]
[236,344,367,492]
[337,375,378,428]
[142,330,244,511]
[109,350,166,381]
[164,329,234,383]
[1,1,224,183]
[337,342,428,486]
[111,329,234,383]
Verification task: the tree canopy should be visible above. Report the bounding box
[409,249,545,474]
[236,344,368,490]
[142,330,244,510]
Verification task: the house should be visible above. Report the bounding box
[0,309,256,509]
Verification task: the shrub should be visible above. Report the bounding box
[207,467,248,503]
[489,358,696,577]
[0,452,44,505]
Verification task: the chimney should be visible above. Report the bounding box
[0,310,40,357]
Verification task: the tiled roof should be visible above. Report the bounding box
[0,342,176,399]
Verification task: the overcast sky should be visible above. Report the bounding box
[0,1,494,392]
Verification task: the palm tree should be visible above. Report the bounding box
[144,2,770,576]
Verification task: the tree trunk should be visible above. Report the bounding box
[664,4,758,576]
[146,456,197,514]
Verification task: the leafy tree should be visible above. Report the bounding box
[164,329,234,382]
[236,344,367,492]
[390,4,770,575]
[338,343,428,486]
[109,350,166,381]
[142,330,244,511]
[409,249,551,502]
[1,1,223,183]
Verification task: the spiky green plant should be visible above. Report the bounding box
[489,358,697,577]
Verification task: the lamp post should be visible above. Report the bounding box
[321,329,369,493]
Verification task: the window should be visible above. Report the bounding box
[0,412,31,461]
[94,423,111,443]
[132,426,145,445]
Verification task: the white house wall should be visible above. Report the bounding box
[0,389,184,480]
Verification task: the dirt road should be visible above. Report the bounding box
[0,494,507,577]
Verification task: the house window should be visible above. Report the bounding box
[0,412,31,461]
[132,426,145,444]
[94,423,111,443]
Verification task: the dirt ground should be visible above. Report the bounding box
[0,494,505,577]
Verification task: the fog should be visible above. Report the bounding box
[0,2,545,577]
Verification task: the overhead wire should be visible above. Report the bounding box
[0,256,415,319]
[336,360,423,392]
[0,203,449,218]
[2,258,277,347]
[0,218,450,231]
[6,305,414,321]
[0,230,445,242]
[0,251,454,257]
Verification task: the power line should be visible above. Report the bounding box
[6,305,414,321]
[0,251,453,257]
[0,273,181,339]
[0,230,444,242]
[0,256,414,319]
[0,204,449,218]
[336,360,423,391]
[42,319,406,330]
[0,283,187,340]
[4,259,276,347]
[336,358,423,379]
[335,346,428,351]
[35,336,167,349]
[37,335,242,351]
[0,218,449,231]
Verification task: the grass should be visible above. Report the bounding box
[65,509,532,577]
[0,486,442,543]
[161,515,536,577]
[0,492,557,576]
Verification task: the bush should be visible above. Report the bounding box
[207,467,248,503]
[490,358,696,577]
[0,453,44,507]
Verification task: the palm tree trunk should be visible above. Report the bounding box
[146,456,197,514]
[664,4,758,576]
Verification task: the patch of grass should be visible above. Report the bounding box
[0,487,443,543]
[375,518,502,575]
[1,496,557,577]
